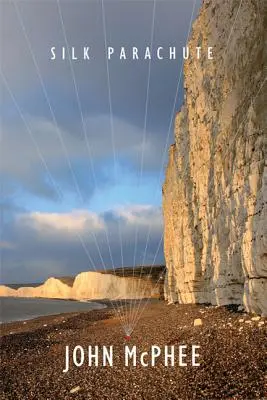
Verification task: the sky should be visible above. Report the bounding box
[0,0,201,283]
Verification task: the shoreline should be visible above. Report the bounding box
[0,302,113,337]
[0,296,111,327]
[0,298,150,332]
[1,302,266,399]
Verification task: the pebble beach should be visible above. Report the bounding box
[1,301,266,399]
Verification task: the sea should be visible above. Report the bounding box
[0,297,106,324]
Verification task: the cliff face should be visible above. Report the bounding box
[0,271,160,300]
[163,0,267,314]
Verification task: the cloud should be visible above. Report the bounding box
[1,205,164,283]
[1,113,170,202]
[1,0,201,132]
[0,0,202,210]
[17,210,105,233]
[116,205,162,228]
[0,0,201,282]
[0,241,15,250]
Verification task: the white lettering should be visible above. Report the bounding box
[108,47,114,59]
[133,47,139,60]
[183,46,189,59]
[125,346,136,366]
[50,47,56,60]
[151,345,161,366]
[103,346,113,366]
[71,46,77,60]
[179,345,187,366]
[140,352,149,367]
[169,47,176,59]
[88,346,98,366]
[192,345,200,366]
[73,345,84,367]
[120,47,126,60]
[196,46,201,59]
[144,47,151,60]
[208,46,213,59]
[164,346,175,366]
[83,47,90,60]
[157,47,163,59]
[63,345,69,372]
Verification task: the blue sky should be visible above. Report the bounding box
[0,0,201,283]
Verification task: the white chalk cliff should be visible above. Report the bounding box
[163,0,267,314]
[0,272,159,300]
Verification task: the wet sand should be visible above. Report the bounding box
[1,301,266,399]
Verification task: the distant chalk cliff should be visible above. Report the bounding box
[0,271,161,300]
[163,0,267,314]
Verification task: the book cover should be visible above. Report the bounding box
[0,0,266,399]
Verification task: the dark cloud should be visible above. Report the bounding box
[1,0,201,131]
[0,0,201,281]
[1,206,163,283]
[1,113,170,200]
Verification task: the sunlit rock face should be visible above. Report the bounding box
[0,278,72,299]
[71,271,159,300]
[0,272,159,300]
[163,0,267,315]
